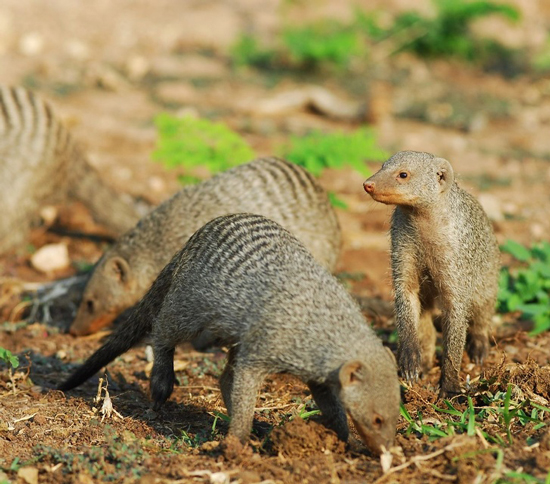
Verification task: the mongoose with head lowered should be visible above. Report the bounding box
[0,85,142,253]
[58,213,400,454]
[70,157,341,336]
[363,151,499,397]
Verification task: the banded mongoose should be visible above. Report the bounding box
[70,157,341,336]
[0,85,142,253]
[363,151,500,397]
[58,213,400,454]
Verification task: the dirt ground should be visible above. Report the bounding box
[1,0,550,483]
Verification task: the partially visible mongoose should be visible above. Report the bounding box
[0,85,142,253]
[70,157,341,336]
[363,151,499,397]
[58,213,400,454]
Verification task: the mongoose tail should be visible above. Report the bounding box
[69,157,341,336]
[364,151,499,398]
[57,257,176,391]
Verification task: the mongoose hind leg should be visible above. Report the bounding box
[307,381,349,441]
[418,279,437,375]
[466,305,492,365]
[439,305,469,398]
[150,345,176,411]
[418,310,436,375]
[227,361,267,443]
[219,346,238,415]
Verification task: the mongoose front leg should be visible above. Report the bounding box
[394,284,423,383]
[227,363,266,443]
[439,305,468,398]
[150,344,176,411]
[307,381,349,441]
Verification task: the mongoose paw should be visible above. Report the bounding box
[438,380,462,400]
[466,335,489,365]
[398,350,421,383]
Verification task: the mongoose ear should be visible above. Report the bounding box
[339,360,368,387]
[435,158,454,192]
[106,256,131,285]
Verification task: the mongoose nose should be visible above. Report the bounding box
[363,180,375,193]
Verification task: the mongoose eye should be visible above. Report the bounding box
[373,415,384,429]
[398,172,408,179]
[86,300,95,314]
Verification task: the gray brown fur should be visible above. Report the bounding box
[363,151,500,397]
[0,85,142,253]
[58,214,400,454]
[70,157,341,336]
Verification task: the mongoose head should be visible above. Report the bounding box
[337,351,400,455]
[69,255,136,336]
[363,151,455,207]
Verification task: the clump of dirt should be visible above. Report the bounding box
[220,434,253,462]
[270,418,345,457]
[480,358,550,401]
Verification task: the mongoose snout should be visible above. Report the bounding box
[363,180,375,193]
[364,150,500,398]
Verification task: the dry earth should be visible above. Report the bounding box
[1,0,550,483]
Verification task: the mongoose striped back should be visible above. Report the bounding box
[71,156,341,335]
[0,86,141,252]
[176,211,314,282]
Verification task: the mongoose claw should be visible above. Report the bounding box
[398,350,421,383]
[402,368,419,383]
[466,335,489,365]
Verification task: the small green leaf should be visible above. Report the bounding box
[501,240,532,262]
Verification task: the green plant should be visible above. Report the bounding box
[500,471,550,483]
[361,0,520,67]
[152,113,255,183]
[533,37,550,73]
[178,412,229,449]
[401,382,549,446]
[0,348,19,370]
[498,240,550,334]
[282,20,363,69]
[231,19,364,71]
[230,34,276,69]
[281,127,388,178]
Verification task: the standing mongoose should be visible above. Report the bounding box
[0,85,143,253]
[69,157,341,336]
[363,151,500,397]
[58,213,400,455]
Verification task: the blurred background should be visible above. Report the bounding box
[1,0,550,294]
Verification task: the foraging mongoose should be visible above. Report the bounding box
[0,85,142,253]
[58,213,400,454]
[70,157,341,336]
[363,151,500,397]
